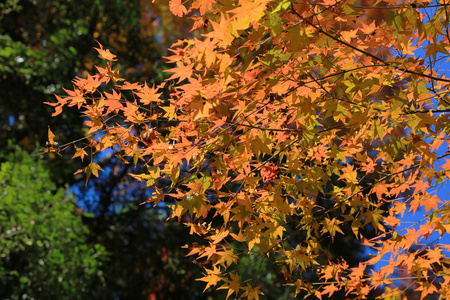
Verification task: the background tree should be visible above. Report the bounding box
[0,146,106,299]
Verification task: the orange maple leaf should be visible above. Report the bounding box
[192,0,216,15]
[198,245,218,260]
[422,194,442,213]
[120,81,141,90]
[63,88,85,109]
[169,0,188,17]
[134,82,162,105]
[104,90,123,114]
[211,229,230,244]
[359,20,377,35]
[73,74,102,93]
[320,284,338,297]
[44,94,67,116]
[207,13,235,46]
[94,41,117,61]
[196,266,222,291]
[44,126,59,154]
[165,61,193,82]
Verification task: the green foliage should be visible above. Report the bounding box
[0,146,106,299]
[0,0,20,15]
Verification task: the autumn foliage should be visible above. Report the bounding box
[47,0,450,298]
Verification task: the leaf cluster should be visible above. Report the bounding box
[47,0,450,298]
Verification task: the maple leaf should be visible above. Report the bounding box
[411,180,430,195]
[198,244,217,260]
[441,158,450,171]
[241,284,264,300]
[84,162,104,185]
[211,229,229,244]
[422,194,442,213]
[190,16,208,32]
[44,126,59,154]
[161,104,177,120]
[104,90,123,114]
[192,0,216,15]
[425,247,442,264]
[359,20,377,35]
[321,265,335,281]
[320,284,338,297]
[73,74,102,93]
[260,162,278,182]
[371,182,392,200]
[218,272,240,300]
[350,263,366,280]
[229,0,269,28]
[120,81,141,90]
[383,214,400,228]
[169,0,188,17]
[416,282,438,299]
[44,94,67,116]
[165,61,193,82]
[95,63,123,82]
[72,146,88,161]
[140,188,165,206]
[134,82,162,105]
[360,157,376,173]
[196,266,222,292]
[206,13,235,46]
[94,41,117,61]
[230,230,247,242]
[63,88,86,109]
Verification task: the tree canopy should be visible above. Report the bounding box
[0,147,106,299]
[47,0,450,299]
